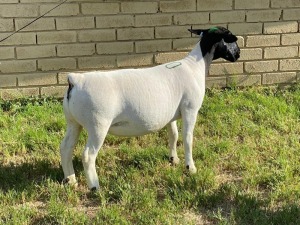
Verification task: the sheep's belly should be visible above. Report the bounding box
[108,120,169,137]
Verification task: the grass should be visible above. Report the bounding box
[1,85,300,224]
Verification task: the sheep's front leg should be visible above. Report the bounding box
[167,121,180,165]
[60,122,82,186]
[82,123,109,191]
[182,110,198,174]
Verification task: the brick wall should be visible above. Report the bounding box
[0,0,299,99]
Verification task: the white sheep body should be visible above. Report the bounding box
[66,45,205,137]
[60,27,240,190]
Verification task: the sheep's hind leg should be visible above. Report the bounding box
[167,121,180,165]
[60,121,82,186]
[82,121,110,191]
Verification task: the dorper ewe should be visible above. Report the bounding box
[60,26,240,190]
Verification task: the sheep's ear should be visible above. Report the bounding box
[188,28,208,36]
[223,34,238,43]
[209,27,238,43]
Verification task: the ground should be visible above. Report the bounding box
[1,85,300,224]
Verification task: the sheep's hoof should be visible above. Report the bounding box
[186,165,197,174]
[169,156,180,166]
[62,178,70,185]
[62,176,78,187]
[90,187,97,192]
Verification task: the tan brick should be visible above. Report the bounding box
[18,73,57,86]
[58,72,68,85]
[135,14,172,27]
[197,0,232,11]
[271,0,300,8]
[38,58,76,71]
[67,0,107,1]
[209,62,244,75]
[16,45,56,59]
[96,15,134,28]
[174,12,209,25]
[57,43,95,57]
[78,29,116,42]
[237,36,245,47]
[206,77,227,88]
[264,22,298,34]
[283,9,300,20]
[0,47,14,59]
[211,11,245,23]
[245,61,278,73]
[59,72,89,85]
[0,75,17,88]
[56,17,94,30]
[0,33,36,46]
[155,26,190,39]
[117,54,153,67]
[161,0,196,12]
[246,35,280,47]
[81,3,119,15]
[41,86,67,97]
[297,73,300,82]
[0,0,18,3]
[78,56,116,69]
[117,28,154,40]
[235,0,269,9]
[228,23,263,35]
[264,46,298,59]
[121,2,158,13]
[173,38,198,50]
[227,75,261,86]
[155,52,188,64]
[97,42,133,55]
[136,40,172,53]
[239,48,263,61]
[280,59,300,71]
[0,19,14,32]
[15,18,55,31]
[0,4,38,17]
[282,33,300,45]
[20,0,59,2]
[37,31,77,44]
[262,72,297,84]
[247,10,282,22]
[0,60,36,73]
[40,3,79,17]
[1,88,39,100]
[213,58,227,63]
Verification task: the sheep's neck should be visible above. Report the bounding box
[184,42,214,79]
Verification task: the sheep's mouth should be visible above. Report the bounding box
[225,50,240,62]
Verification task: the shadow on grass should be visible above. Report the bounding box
[0,156,83,192]
[0,160,61,192]
[196,185,300,225]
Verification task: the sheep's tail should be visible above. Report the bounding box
[64,73,83,120]
[66,73,83,101]
[67,77,74,101]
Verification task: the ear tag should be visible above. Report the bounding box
[208,27,219,33]
[165,62,182,69]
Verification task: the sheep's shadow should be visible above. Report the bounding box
[0,156,82,192]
